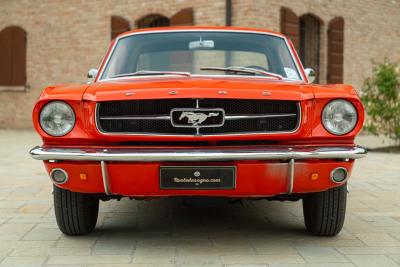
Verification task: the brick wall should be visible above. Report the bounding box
[0,0,399,129]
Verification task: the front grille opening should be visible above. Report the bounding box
[97,98,300,135]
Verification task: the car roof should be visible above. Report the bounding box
[116,26,286,39]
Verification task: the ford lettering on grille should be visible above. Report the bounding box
[171,108,225,128]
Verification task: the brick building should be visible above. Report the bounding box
[0,0,399,129]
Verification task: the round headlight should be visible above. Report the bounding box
[322,100,357,135]
[39,101,75,136]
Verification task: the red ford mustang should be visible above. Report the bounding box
[30,26,367,236]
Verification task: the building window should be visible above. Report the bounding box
[327,17,344,83]
[111,16,130,40]
[299,14,321,82]
[137,14,170,28]
[0,26,26,87]
[136,8,194,28]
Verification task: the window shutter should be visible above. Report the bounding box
[12,27,26,86]
[327,17,344,83]
[0,26,26,86]
[111,16,130,40]
[280,7,299,51]
[170,8,194,26]
[0,28,13,85]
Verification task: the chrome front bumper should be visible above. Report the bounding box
[30,145,367,162]
[30,145,367,196]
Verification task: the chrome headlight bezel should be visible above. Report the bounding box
[39,101,76,137]
[322,99,358,136]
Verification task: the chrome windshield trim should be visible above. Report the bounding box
[30,146,367,162]
[97,29,305,82]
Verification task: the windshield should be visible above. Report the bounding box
[100,31,302,81]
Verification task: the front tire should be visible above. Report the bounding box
[302,184,347,236]
[53,185,99,235]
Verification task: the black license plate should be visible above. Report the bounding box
[160,166,236,190]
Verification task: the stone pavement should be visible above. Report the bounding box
[0,130,399,267]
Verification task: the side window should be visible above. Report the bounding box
[299,14,322,83]
[0,26,27,86]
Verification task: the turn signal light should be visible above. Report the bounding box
[310,173,319,180]
[80,173,88,180]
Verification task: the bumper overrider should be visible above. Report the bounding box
[30,145,367,197]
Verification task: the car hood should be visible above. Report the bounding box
[82,76,320,102]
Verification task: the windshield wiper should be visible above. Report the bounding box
[200,66,283,80]
[110,70,191,79]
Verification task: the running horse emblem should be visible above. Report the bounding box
[179,112,219,126]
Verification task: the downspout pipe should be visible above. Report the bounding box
[225,0,232,26]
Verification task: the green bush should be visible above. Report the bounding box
[362,60,400,144]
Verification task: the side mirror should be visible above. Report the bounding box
[87,69,98,84]
[304,68,316,83]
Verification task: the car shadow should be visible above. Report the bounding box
[95,197,309,240]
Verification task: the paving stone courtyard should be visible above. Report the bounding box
[0,130,399,267]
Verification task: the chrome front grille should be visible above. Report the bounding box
[96,99,301,135]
